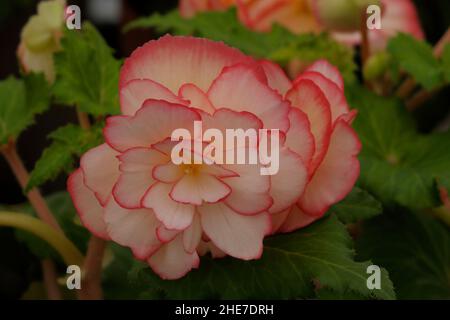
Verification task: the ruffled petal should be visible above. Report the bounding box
[299,119,361,216]
[260,59,292,95]
[80,143,120,205]
[142,182,195,230]
[269,147,308,214]
[198,203,270,260]
[67,169,108,239]
[104,198,161,260]
[104,100,201,152]
[208,63,290,132]
[120,79,187,116]
[286,79,332,174]
[278,204,317,233]
[183,212,202,253]
[120,35,255,93]
[147,234,199,280]
[170,173,231,205]
[113,147,168,208]
[179,83,215,114]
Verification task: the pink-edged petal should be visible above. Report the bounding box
[113,148,168,208]
[120,35,255,93]
[305,59,344,90]
[197,240,227,258]
[270,207,291,234]
[67,169,109,239]
[120,79,188,116]
[286,79,332,174]
[153,162,184,183]
[142,182,195,230]
[200,163,238,178]
[79,144,120,206]
[170,174,231,205]
[179,83,215,114]
[278,204,317,233]
[286,108,315,165]
[269,147,308,214]
[208,64,290,132]
[104,198,161,260]
[260,59,292,95]
[147,234,199,280]
[198,203,271,260]
[156,225,179,243]
[104,100,201,152]
[183,212,202,253]
[295,71,350,122]
[299,119,361,216]
[223,163,272,215]
[202,108,263,133]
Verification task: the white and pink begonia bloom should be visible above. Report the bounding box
[68,35,360,279]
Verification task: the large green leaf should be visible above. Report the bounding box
[357,209,450,299]
[124,9,356,82]
[129,216,395,300]
[26,124,103,191]
[53,22,121,116]
[347,85,450,209]
[387,33,445,90]
[330,187,382,224]
[0,74,50,145]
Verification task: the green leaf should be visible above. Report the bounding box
[124,9,356,82]
[26,124,103,190]
[5,192,90,260]
[347,85,450,209]
[357,209,450,299]
[129,216,395,300]
[441,43,450,83]
[53,22,121,116]
[387,33,444,90]
[0,74,50,145]
[330,187,382,224]
[103,244,150,299]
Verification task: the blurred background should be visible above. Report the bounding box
[0,0,449,299]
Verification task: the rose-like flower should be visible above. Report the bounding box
[17,0,65,83]
[68,35,360,279]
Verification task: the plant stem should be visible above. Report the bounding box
[0,211,84,266]
[41,259,63,300]
[1,141,65,299]
[77,236,106,300]
[1,141,62,231]
[77,109,91,130]
[360,11,370,68]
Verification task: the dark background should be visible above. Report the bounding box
[0,0,449,299]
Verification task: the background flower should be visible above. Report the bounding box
[17,0,65,83]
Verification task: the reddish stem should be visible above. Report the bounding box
[77,236,106,300]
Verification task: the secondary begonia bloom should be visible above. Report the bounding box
[180,0,424,53]
[17,0,65,83]
[68,35,360,279]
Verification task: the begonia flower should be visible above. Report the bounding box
[68,35,360,279]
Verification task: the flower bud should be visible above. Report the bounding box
[313,0,381,31]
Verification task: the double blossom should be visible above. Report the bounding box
[68,35,360,279]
